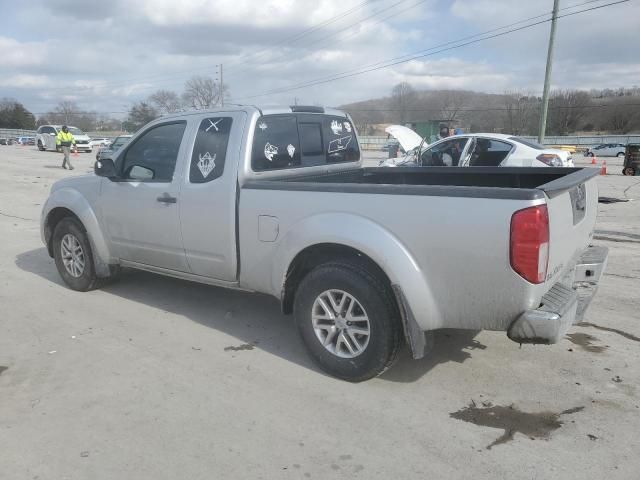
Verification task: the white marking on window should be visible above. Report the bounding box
[197,151,216,178]
[344,122,352,133]
[259,122,268,131]
[330,120,343,135]
[287,144,295,158]
[205,118,223,132]
[264,142,278,161]
[328,135,352,154]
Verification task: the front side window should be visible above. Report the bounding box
[252,115,300,171]
[120,122,186,182]
[421,138,468,166]
[190,117,233,183]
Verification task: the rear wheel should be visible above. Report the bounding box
[617,152,625,158]
[294,261,402,382]
[623,167,636,176]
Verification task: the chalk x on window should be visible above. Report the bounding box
[197,151,216,178]
[328,135,352,154]
[287,144,295,158]
[330,120,343,135]
[205,118,223,132]
[264,143,278,161]
[258,122,268,131]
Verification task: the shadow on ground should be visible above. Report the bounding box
[16,247,485,383]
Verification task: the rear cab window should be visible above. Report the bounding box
[251,113,359,171]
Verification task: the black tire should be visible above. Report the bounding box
[37,141,45,151]
[52,217,116,291]
[294,261,402,382]
[617,152,625,158]
[623,167,635,176]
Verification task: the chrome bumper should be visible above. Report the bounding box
[508,246,608,344]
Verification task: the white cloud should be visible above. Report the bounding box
[0,74,50,88]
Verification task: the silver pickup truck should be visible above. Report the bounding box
[41,105,608,381]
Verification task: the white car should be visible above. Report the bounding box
[36,125,93,153]
[381,127,574,168]
[585,143,626,157]
[90,137,112,148]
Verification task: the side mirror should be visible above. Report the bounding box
[94,158,119,179]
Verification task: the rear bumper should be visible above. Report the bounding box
[507,246,608,344]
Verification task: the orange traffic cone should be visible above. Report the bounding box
[591,154,597,165]
[600,160,607,175]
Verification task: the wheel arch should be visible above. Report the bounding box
[43,188,114,277]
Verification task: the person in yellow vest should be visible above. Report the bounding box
[56,125,76,170]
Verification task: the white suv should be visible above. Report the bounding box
[36,125,93,153]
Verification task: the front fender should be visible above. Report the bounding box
[270,212,442,331]
[42,187,113,276]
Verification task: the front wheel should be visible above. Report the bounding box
[52,217,117,291]
[37,141,45,151]
[623,167,636,176]
[617,152,625,158]
[294,261,402,382]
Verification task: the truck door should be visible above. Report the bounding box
[99,121,190,272]
[178,112,246,281]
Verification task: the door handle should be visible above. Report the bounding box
[156,193,177,204]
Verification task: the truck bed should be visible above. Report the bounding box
[245,167,600,200]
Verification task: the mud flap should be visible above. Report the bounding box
[392,284,434,359]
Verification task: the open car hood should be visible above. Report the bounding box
[384,125,424,152]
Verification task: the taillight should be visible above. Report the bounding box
[536,154,562,166]
[510,205,549,284]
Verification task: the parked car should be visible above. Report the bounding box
[381,129,574,168]
[90,137,112,148]
[36,125,92,153]
[41,105,607,381]
[17,136,34,145]
[96,135,132,161]
[0,138,7,145]
[584,143,626,157]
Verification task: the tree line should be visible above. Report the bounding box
[344,83,640,136]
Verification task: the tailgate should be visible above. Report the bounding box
[539,168,600,287]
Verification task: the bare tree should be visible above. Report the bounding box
[390,82,417,125]
[602,102,638,133]
[547,90,591,135]
[433,90,470,122]
[182,76,227,110]
[149,89,182,114]
[502,90,536,135]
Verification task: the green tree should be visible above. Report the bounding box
[124,101,159,132]
[0,98,36,129]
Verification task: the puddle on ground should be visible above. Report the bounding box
[578,322,640,343]
[224,343,255,352]
[566,333,607,353]
[0,366,7,375]
[450,403,584,449]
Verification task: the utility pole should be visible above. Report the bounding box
[538,0,560,144]
[219,63,224,107]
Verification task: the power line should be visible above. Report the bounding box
[231,0,630,101]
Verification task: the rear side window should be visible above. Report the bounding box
[323,116,360,164]
[251,114,359,171]
[251,115,300,171]
[190,117,233,183]
[469,139,513,167]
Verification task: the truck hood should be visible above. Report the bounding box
[50,174,99,193]
[384,125,424,152]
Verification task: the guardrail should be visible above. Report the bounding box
[0,128,37,138]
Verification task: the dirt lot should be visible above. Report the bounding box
[1,145,638,479]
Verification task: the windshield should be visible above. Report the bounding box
[511,137,545,150]
[68,127,84,136]
[111,137,131,149]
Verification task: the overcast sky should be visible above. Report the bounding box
[1,0,638,118]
